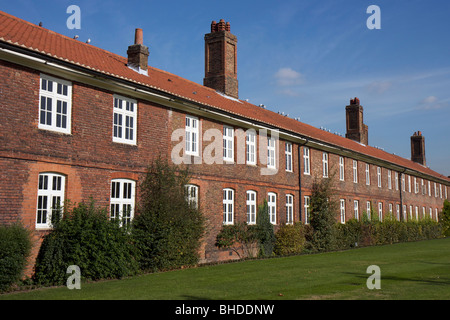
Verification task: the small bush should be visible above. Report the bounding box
[0,222,32,291]
[33,201,139,286]
[274,223,305,256]
[215,223,257,259]
[256,200,276,257]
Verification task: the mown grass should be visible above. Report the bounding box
[1,238,449,300]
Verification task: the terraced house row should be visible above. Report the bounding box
[0,12,448,270]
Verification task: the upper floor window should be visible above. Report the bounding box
[377,167,382,188]
[267,137,276,169]
[353,160,358,183]
[365,164,370,185]
[39,74,72,134]
[36,173,65,229]
[268,192,277,225]
[303,147,310,175]
[395,172,399,191]
[286,194,294,225]
[185,115,199,156]
[339,157,345,181]
[414,177,419,194]
[223,188,234,225]
[110,179,135,227]
[285,142,293,172]
[408,175,411,193]
[322,152,328,178]
[223,126,234,162]
[428,181,431,196]
[388,170,392,189]
[113,95,137,145]
[246,130,256,165]
[246,190,257,225]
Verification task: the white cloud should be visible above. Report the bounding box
[365,81,392,94]
[417,96,448,110]
[274,67,304,86]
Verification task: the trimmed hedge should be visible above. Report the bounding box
[0,222,32,292]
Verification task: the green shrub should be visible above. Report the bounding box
[274,223,305,256]
[215,223,257,259]
[132,158,205,272]
[0,222,32,291]
[439,200,450,236]
[256,200,276,257]
[33,201,138,286]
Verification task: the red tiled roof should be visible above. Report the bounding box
[0,11,448,182]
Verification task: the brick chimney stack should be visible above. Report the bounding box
[127,28,149,75]
[345,97,368,145]
[411,131,426,166]
[203,19,238,99]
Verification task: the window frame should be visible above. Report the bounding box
[322,152,328,178]
[223,125,234,162]
[304,196,311,224]
[246,130,257,165]
[246,190,257,225]
[303,147,310,175]
[268,192,277,225]
[365,163,370,185]
[340,199,346,224]
[339,156,345,181]
[377,167,382,188]
[185,115,199,156]
[223,188,234,225]
[267,137,276,169]
[285,142,293,172]
[39,74,72,134]
[354,200,359,221]
[353,160,358,183]
[110,179,136,227]
[112,95,137,145]
[286,194,294,225]
[185,184,199,209]
[36,173,65,229]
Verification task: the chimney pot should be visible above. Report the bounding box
[135,28,143,45]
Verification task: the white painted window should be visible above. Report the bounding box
[303,147,310,175]
[185,184,199,209]
[304,196,311,224]
[113,95,137,145]
[378,202,383,221]
[421,179,425,195]
[285,142,293,172]
[389,203,393,214]
[246,190,257,225]
[286,194,294,224]
[434,182,438,197]
[402,205,407,220]
[409,205,413,220]
[396,204,400,220]
[365,164,370,185]
[246,130,256,165]
[414,177,418,194]
[339,157,345,181]
[268,192,277,224]
[39,74,72,134]
[377,167,382,188]
[353,160,358,183]
[354,200,359,221]
[408,175,411,193]
[36,173,65,229]
[415,206,419,220]
[340,199,346,224]
[428,181,431,196]
[110,179,135,227]
[395,172,399,191]
[440,184,443,198]
[429,207,433,219]
[267,137,276,169]
[402,174,405,192]
[223,188,234,225]
[322,152,328,178]
[366,201,371,220]
[388,170,392,189]
[223,126,234,162]
[185,115,199,156]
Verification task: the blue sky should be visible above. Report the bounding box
[2,0,449,176]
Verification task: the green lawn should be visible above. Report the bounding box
[2,238,449,300]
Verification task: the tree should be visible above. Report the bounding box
[439,199,450,236]
[308,177,339,252]
[132,157,205,272]
[256,200,276,257]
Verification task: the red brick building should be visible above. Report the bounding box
[0,12,449,273]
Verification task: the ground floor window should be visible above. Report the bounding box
[36,173,65,229]
[110,179,135,227]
